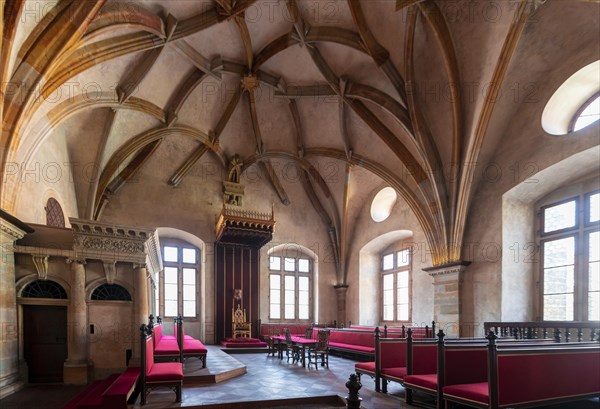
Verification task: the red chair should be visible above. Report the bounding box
[140,324,183,405]
[176,316,208,368]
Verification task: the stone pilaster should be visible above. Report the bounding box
[64,258,88,384]
[133,264,148,362]
[423,262,470,338]
[334,285,349,327]
[0,211,32,398]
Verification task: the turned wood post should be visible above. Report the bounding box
[431,321,436,338]
[487,331,499,409]
[405,328,413,405]
[345,373,362,409]
[374,327,381,393]
[554,328,561,343]
[436,330,445,409]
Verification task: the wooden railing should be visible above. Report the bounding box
[484,321,600,342]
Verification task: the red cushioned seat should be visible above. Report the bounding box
[183,339,207,353]
[328,342,375,353]
[381,366,407,381]
[155,340,179,354]
[443,382,489,405]
[355,361,375,374]
[146,362,184,382]
[162,335,176,340]
[404,374,438,392]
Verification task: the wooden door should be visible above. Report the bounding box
[23,305,68,382]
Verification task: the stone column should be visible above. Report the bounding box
[133,264,148,362]
[334,285,349,327]
[423,262,470,338]
[64,258,88,384]
[0,213,30,398]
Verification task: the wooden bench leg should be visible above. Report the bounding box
[406,388,413,405]
[176,383,182,402]
[382,379,388,394]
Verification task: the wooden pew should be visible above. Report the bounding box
[443,332,600,409]
[175,316,207,368]
[149,315,180,362]
[140,324,183,405]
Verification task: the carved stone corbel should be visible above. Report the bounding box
[32,255,49,280]
[103,261,117,284]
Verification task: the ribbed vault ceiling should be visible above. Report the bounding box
[1,0,599,267]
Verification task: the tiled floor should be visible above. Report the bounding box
[1,346,599,408]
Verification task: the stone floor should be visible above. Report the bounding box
[1,345,599,408]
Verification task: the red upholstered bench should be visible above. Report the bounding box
[322,329,376,358]
[140,324,183,405]
[379,337,408,393]
[176,316,208,368]
[62,368,140,409]
[403,332,439,407]
[443,333,600,408]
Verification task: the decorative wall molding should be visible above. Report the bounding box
[103,261,117,284]
[145,230,162,282]
[69,218,155,264]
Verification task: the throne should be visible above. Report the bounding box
[232,304,251,338]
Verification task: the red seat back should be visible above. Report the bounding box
[145,337,154,374]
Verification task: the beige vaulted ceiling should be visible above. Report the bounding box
[1,0,599,267]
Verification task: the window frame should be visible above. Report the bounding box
[380,248,413,324]
[158,242,200,320]
[538,190,600,321]
[268,255,313,322]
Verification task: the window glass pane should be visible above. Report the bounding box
[543,237,575,268]
[544,200,576,233]
[589,262,600,292]
[165,300,177,317]
[270,256,281,270]
[383,305,393,321]
[284,305,295,319]
[384,289,393,305]
[284,257,295,271]
[298,258,310,272]
[543,294,574,321]
[383,254,394,270]
[398,287,409,303]
[182,248,196,263]
[165,267,178,284]
[285,275,295,289]
[574,96,600,132]
[164,246,178,262]
[543,266,574,294]
[154,272,159,315]
[183,300,195,317]
[590,193,600,223]
[270,304,280,319]
[270,289,280,302]
[397,271,409,288]
[270,274,280,289]
[299,291,309,305]
[397,249,410,267]
[298,276,309,291]
[589,292,600,321]
[589,231,600,262]
[398,304,409,321]
[183,268,195,285]
[183,284,195,300]
[165,283,177,300]
[383,273,393,290]
[299,305,309,320]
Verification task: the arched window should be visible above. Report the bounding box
[538,190,599,321]
[45,198,65,227]
[381,248,412,323]
[91,284,132,301]
[570,94,600,133]
[268,252,313,321]
[22,280,67,299]
[160,241,199,318]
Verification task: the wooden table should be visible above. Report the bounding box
[272,335,317,367]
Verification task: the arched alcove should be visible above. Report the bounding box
[358,230,413,325]
[501,146,600,321]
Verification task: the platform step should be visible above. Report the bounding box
[75,373,120,408]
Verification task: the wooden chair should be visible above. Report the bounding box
[140,324,183,405]
[232,304,251,338]
[284,328,301,363]
[304,326,313,339]
[308,330,330,368]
